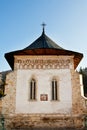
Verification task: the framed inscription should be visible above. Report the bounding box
[40,94,48,101]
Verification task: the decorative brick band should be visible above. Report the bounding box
[14,58,72,69]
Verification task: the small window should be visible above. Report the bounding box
[30,79,36,100]
[52,79,58,100]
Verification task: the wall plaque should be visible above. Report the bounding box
[40,94,48,101]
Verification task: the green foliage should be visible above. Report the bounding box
[0,78,5,98]
[79,67,87,97]
[79,67,87,75]
[0,89,4,98]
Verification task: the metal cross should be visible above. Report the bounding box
[41,22,46,34]
[41,22,46,29]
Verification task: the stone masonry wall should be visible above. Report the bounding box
[71,70,86,115]
[4,114,84,130]
[2,71,17,115]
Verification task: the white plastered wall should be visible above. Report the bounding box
[16,69,72,114]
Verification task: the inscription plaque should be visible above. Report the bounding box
[40,94,48,101]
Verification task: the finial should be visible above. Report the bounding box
[41,22,46,34]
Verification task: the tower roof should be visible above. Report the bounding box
[5,29,83,70]
[24,29,63,50]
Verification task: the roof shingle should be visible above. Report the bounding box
[24,31,63,50]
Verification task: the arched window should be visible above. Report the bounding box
[52,79,58,100]
[30,79,36,100]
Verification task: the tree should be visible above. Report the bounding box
[0,74,5,98]
[79,67,87,97]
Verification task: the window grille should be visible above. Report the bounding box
[30,79,36,100]
[52,79,58,100]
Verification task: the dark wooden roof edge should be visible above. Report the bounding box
[5,48,83,55]
[5,48,83,70]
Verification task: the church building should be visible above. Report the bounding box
[0,26,87,129]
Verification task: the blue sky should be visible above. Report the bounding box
[0,0,87,71]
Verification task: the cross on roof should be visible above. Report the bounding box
[41,22,46,28]
[41,22,46,34]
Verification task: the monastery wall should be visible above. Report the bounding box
[1,55,86,129]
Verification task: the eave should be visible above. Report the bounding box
[5,48,83,70]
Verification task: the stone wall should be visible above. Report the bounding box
[71,70,86,115]
[4,114,84,130]
[2,71,17,115]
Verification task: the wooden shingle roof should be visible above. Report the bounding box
[5,29,83,70]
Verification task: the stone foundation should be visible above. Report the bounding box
[4,114,85,130]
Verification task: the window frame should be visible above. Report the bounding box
[52,79,59,101]
[29,79,36,101]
